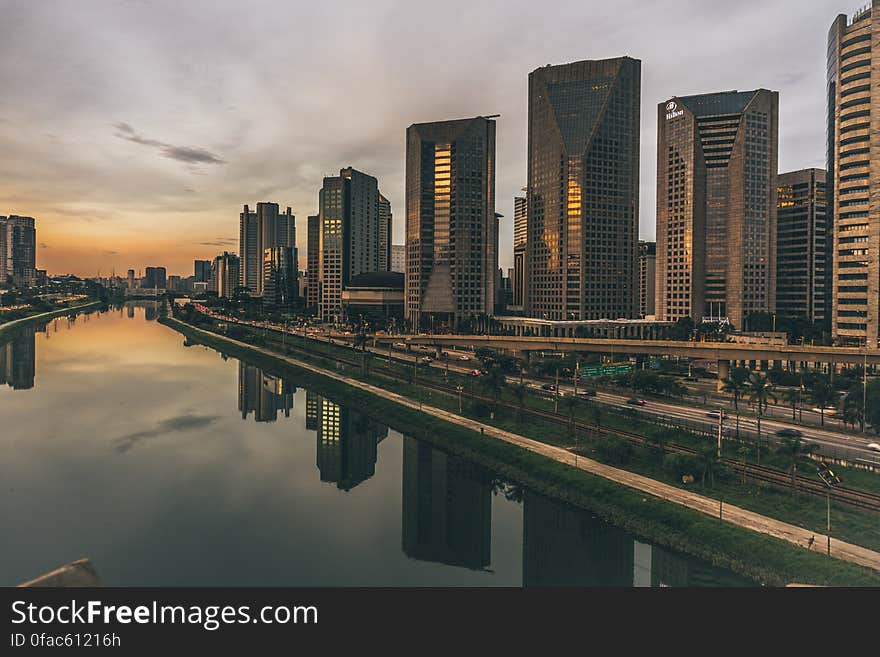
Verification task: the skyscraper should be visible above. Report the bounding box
[262,246,297,307]
[513,194,527,308]
[318,167,385,322]
[776,169,829,322]
[638,241,656,318]
[239,202,296,297]
[0,215,36,287]
[526,58,641,321]
[405,116,497,331]
[212,251,240,299]
[307,214,320,310]
[391,244,405,273]
[127,269,136,289]
[828,3,879,346]
[194,260,212,283]
[655,89,779,329]
[378,193,392,272]
[143,266,167,289]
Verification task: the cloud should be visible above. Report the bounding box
[113,122,225,166]
[113,413,220,452]
[194,238,236,247]
[39,242,49,249]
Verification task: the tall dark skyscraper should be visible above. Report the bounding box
[828,3,879,346]
[306,214,320,311]
[318,168,386,322]
[405,116,497,331]
[143,266,167,289]
[525,58,641,321]
[638,240,656,318]
[239,202,296,297]
[262,246,297,307]
[513,194,527,308]
[0,215,37,287]
[655,89,779,329]
[378,193,392,272]
[776,169,829,322]
[194,260,212,283]
[212,251,240,299]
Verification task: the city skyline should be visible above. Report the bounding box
[1,0,843,277]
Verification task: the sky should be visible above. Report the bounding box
[0,0,853,277]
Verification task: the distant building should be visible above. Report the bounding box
[405,116,498,332]
[194,260,212,283]
[143,266,167,289]
[638,241,656,318]
[378,193,392,272]
[776,169,828,322]
[0,215,37,287]
[212,251,240,299]
[526,58,641,321]
[341,271,404,325]
[307,215,320,310]
[238,202,296,297]
[391,244,405,273]
[513,194,526,308]
[655,89,779,329]
[167,275,182,292]
[262,247,298,307]
[127,269,136,289]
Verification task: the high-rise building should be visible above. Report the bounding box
[378,193,392,272]
[828,3,879,346]
[212,251,240,299]
[391,244,405,273]
[405,116,497,331]
[127,269,135,289]
[262,247,297,307]
[239,202,296,297]
[776,169,829,322]
[638,241,656,318]
[194,260,212,283]
[318,168,385,322]
[655,89,779,329]
[307,215,320,310]
[526,58,641,321]
[0,215,36,287]
[143,266,167,289]
[513,194,527,308]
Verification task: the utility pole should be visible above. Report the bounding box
[717,407,723,459]
[554,368,560,414]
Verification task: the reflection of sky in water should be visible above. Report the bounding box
[0,306,749,587]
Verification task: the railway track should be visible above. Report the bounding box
[216,318,880,514]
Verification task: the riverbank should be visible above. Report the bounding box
[161,315,880,586]
[0,301,103,337]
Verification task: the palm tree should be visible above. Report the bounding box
[589,404,604,436]
[511,384,529,424]
[747,371,777,463]
[781,388,800,422]
[775,436,819,495]
[482,366,507,420]
[696,444,722,489]
[809,377,837,427]
[722,367,750,412]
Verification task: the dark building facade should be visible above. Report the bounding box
[0,215,37,287]
[262,246,298,307]
[212,251,240,299]
[513,194,527,308]
[638,240,656,318]
[194,260,212,283]
[306,214,320,311]
[828,3,880,346]
[143,266,167,289]
[239,202,296,297]
[776,169,829,322]
[655,89,779,329]
[405,116,497,331]
[378,193,392,273]
[525,58,641,321]
[341,271,404,326]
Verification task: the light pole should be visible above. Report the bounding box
[717,407,724,459]
[457,385,464,414]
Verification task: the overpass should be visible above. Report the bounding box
[372,334,880,389]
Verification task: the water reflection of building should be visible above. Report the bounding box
[143,303,159,322]
[305,390,319,430]
[237,363,295,422]
[0,326,36,390]
[314,396,387,491]
[401,437,491,570]
[523,491,745,587]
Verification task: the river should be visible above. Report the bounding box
[0,303,750,586]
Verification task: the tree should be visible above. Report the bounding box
[562,394,579,436]
[781,388,800,422]
[842,393,863,432]
[747,371,777,462]
[721,367,750,412]
[511,383,529,424]
[645,428,675,462]
[809,376,837,427]
[696,444,723,489]
[776,437,819,495]
[482,366,507,420]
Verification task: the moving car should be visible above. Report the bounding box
[457,354,471,362]
[706,411,725,420]
[626,398,647,406]
[470,369,483,377]
[812,407,838,416]
[867,443,880,453]
[541,384,556,392]
[578,390,597,398]
[775,428,803,438]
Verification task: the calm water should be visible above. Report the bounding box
[0,304,750,587]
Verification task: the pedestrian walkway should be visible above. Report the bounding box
[172,318,880,573]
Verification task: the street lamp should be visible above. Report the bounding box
[456,385,464,414]
[817,461,841,557]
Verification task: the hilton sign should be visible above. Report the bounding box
[665,100,684,120]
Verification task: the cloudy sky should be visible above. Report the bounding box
[0,0,849,277]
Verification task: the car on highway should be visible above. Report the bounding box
[578,390,597,398]
[775,428,803,438]
[867,443,880,453]
[541,384,556,392]
[457,354,471,362]
[470,369,483,377]
[685,377,699,382]
[706,411,726,420]
[812,406,838,416]
[422,356,434,364]
[626,398,647,406]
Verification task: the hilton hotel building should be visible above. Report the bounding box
[829,3,880,346]
[655,90,779,330]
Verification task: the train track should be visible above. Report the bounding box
[211,317,880,514]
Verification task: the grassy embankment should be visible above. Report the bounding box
[161,315,880,586]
